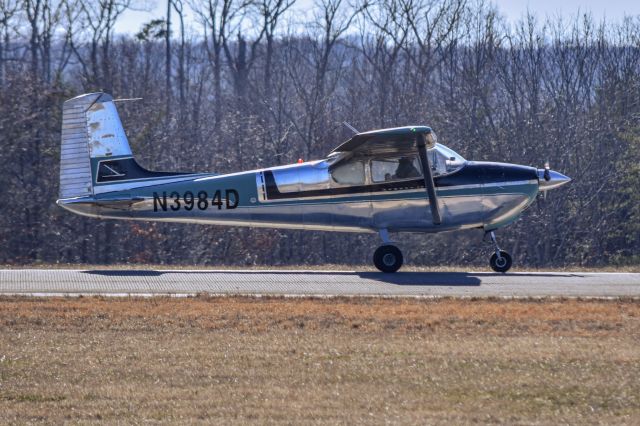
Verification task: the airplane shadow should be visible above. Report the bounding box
[81,270,493,286]
[357,272,481,286]
[81,270,581,287]
[359,272,583,286]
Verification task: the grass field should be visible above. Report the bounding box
[1,296,639,424]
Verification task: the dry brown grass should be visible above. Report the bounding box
[1,297,639,424]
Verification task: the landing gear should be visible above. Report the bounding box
[374,229,404,273]
[487,231,512,273]
[373,245,403,273]
[490,250,512,273]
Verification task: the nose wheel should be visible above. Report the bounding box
[487,231,512,273]
[373,245,403,273]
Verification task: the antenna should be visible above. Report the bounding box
[342,121,359,134]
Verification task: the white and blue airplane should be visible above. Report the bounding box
[57,93,571,272]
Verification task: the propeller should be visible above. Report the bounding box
[537,160,550,209]
[537,159,571,210]
[543,160,550,181]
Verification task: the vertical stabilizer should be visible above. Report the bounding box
[85,93,132,158]
[59,92,133,199]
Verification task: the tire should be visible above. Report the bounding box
[490,250,512,273]
[373,245,403,273]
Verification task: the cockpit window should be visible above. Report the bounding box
[330,160,365,186]
[430,143,466,176]
[371,157,422,182]
[370,144,465,182]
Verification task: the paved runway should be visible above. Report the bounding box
[1,269,640,297]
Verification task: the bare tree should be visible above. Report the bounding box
[359,0,410,127]
[286,0,367,157]
[259,0,295,99]
[189,0,245,127]
[72,0,134,89]
[165,0,172,117]
[0,0,18,85]
[172,0,186,110]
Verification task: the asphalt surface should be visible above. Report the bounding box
[1,269,640,297]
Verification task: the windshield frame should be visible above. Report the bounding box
[430,143,466,177]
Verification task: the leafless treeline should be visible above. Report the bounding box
[0,0,639,267]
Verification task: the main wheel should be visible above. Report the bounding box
[373,245,403,273]
[490,250,512,273]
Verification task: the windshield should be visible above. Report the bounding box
[429,143,466,176]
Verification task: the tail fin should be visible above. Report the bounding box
[60,92,188,200]
[59,92,132,199]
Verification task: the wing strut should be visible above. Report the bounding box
[416,133,442,225]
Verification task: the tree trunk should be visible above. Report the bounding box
[165,0,172,118]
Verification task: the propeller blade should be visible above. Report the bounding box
[543,160,550,181]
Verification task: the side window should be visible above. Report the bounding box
[371,157,422,182]
[330,160,365,186]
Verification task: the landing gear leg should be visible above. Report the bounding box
[373,229,403,273]
[487,231,512,273]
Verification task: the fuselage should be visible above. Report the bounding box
[58,156,541,234]
[55,92,572,273]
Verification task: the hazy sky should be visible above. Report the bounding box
[114,0,640,35]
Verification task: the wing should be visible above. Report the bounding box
[330,126,436,156]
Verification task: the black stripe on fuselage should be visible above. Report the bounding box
[436,162,538,187]
[263,162,538,200]
[96,158,192,183]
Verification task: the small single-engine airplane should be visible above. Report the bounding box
[57,93,570,272]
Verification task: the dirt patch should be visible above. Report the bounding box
[1,297,639,423]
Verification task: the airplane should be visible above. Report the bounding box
[57,92,571,273]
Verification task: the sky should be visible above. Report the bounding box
[114,0,640,35]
